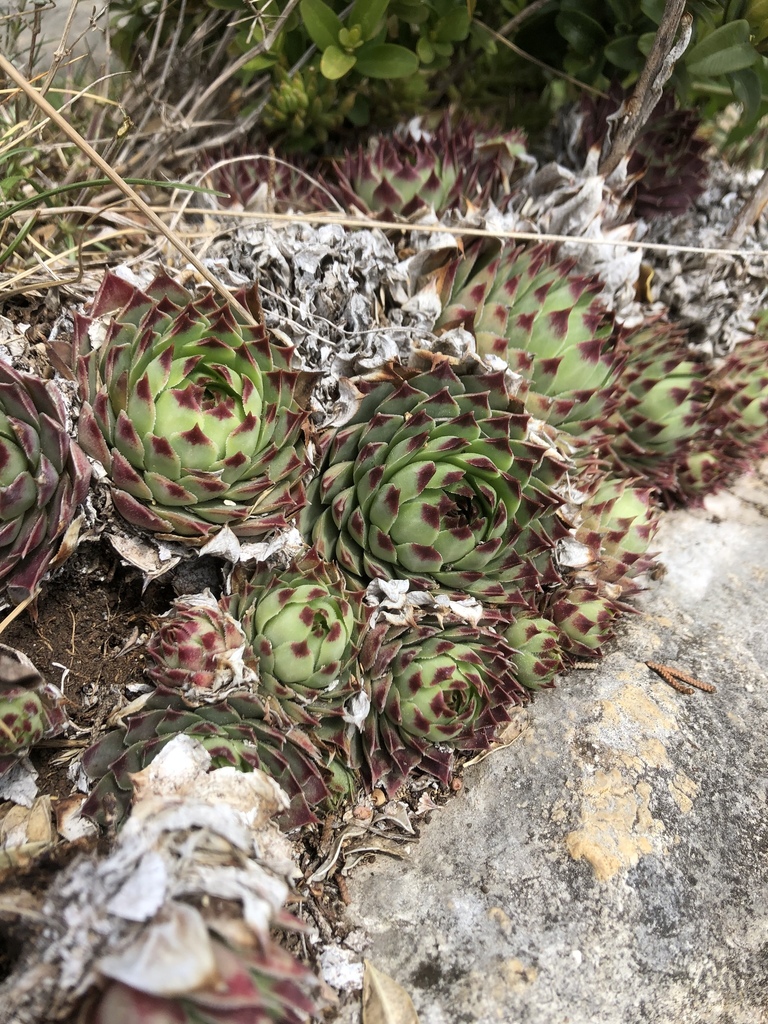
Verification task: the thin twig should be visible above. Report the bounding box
[729,167,768,245]
[139,207,765,261]
[187,0,301,123]
[0,53,257,324]
[476,21,609,99]
[496,0,552,39]
[600,0,691,177]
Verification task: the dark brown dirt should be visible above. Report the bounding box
[2,540,176,801]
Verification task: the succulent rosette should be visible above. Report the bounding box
[232,549,369,723]
[608,322,709,493]
[709,332,768,461]
[331,115,530,219]
[503,615,564,690]
[88,938,318,1024]
[75,271,308,542]
[578,88,708,220]
[81,688,331,829]
[0,646,67,760]
[550,587,619,658]
[0,361,90,605]
[350,618,528,795]
[302,360,568,607]
[145,591,256,700]
[435,242,621,445]
[575,476,659,588]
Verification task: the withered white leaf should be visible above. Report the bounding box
[363,960,420,1024]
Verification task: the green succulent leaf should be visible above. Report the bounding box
[353,42,420,78]
[299,0,342,50]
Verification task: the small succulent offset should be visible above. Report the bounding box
[232,549,369,725]
[145,591,256,700]
[75,271,308,542]
[0,361,90,605]
[503,614,564,690]
[81,688,332,829]
[88,939,318,1024]
[302,358,568,608]
[350,616,528,795]
[0,646,67,760]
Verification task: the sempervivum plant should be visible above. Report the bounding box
[578,88,708,220]
[81,688,332,829]
[231,548,369,726]
[575,476,659,589]
[503,614,564,690]
[0,361,90,605]
[608,322,709,495]
[302,359,569,608]
[0,645,67,760]
[550,586,619,659]
[330,115,530,219]
[75,271,308,542]
[709,331,768,462]
[145,591,256,700]
[434,242,621,445]
[88,938,317,1024]
[350,617,528,796]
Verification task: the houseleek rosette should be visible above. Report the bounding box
[331,115,529,219]
[575,476,659,590]
[0,647,67,759]
[302,360,567,607]
[608,322,708,494]
[81,688,331,829]
[89,939,318,1024]
[232,549,369,725]
[350,618,528,795]
[145,591,255,700]
[436,242,621,444]
[75,271,308,542]
[503,615,564,690]
[0,362,90,605]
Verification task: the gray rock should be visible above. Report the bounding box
[342,471,768,1024]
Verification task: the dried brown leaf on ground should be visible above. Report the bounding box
[363,960,421,1024]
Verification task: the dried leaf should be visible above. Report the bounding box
[363,960,420,1024]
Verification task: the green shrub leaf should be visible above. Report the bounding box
[351,0,389,39]
[354,43,419,78]
[300,0,342,51]
[321,44,357,79]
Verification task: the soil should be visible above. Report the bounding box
[3,543,175,801]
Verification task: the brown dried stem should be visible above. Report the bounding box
[497,0,551,39]
[0,53,257,326]
[599,0,692,178]
[728,167,768,245]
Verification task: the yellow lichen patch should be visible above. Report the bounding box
[498,958,538,990]
[565,768,665,882]
[668,771,698,814]
[598,683,677,735]
[487,906,513,936]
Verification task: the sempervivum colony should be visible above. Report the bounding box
[3,112,768,1024]
[3,115,768,836]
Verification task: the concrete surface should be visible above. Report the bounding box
[342,470,768,1024]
